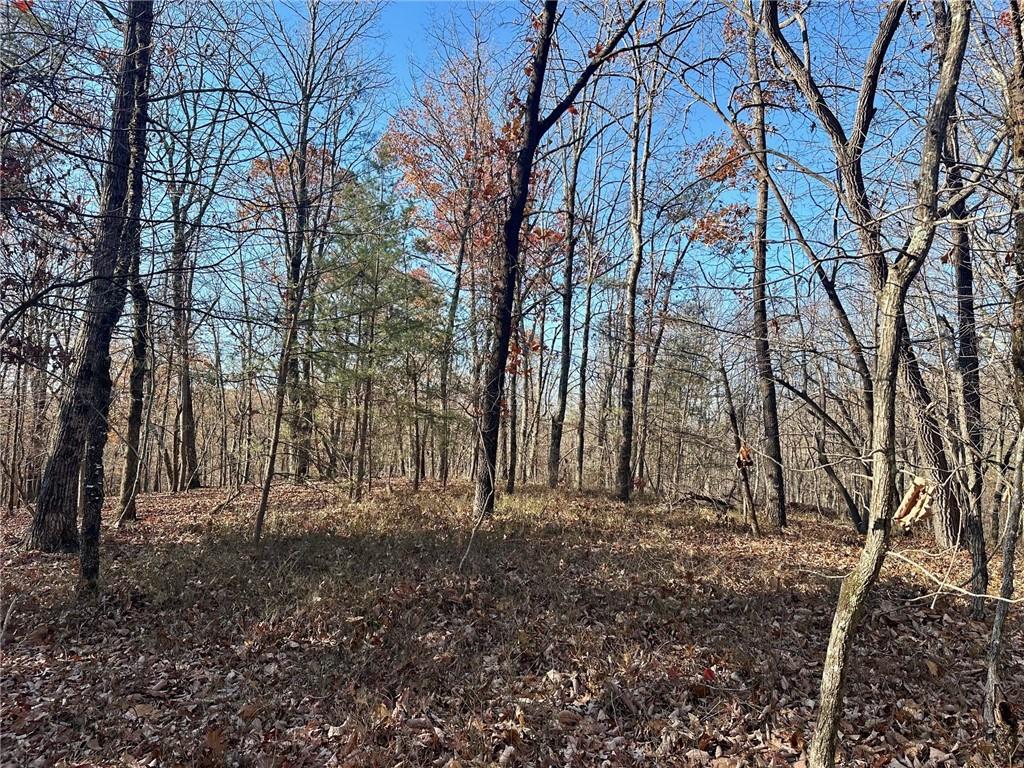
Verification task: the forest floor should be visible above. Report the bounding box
[1,484,1021,768]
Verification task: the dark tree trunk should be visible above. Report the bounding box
[616,76,651,503]
[118,249,149,523]
[506,352,519,495]
[439,199,470,487]
[473,0,641,516]
[170,233,200,491]
[615,257,641,502]
[285,106,313,484]
[252,275,309,541]
[28,0,154,556]
[901,341,965,549]
[720,359,760,536]
[293,285,317,482]
[354,375,372,500]
[986,0,1024,720]
[947,117,988,616]
[253,46,316,538]
[473,5,554,518]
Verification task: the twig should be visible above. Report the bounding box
[889,551,1024,605]
[2,596,18,642]
[209,486,243,518]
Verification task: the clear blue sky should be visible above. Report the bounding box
[378,1,452,99]
[380,0,436,94]
[377,1,522,103]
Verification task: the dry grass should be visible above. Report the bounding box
[1,484,1020,767]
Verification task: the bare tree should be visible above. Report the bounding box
[744,0,785,526]
[759,0,974,762]
[249,0,382,541]
[28,0,155,562]
[984,0,1024,729]
[473,0,647,519]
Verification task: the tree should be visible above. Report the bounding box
[546,86,592,488]
[154,6,245,492]
[384,26,506,486]
[744,0,785,527]
[616,5,664,503]
[758,0,973,762]
[116,219,149,522]
[472,0,648,519]
[984,0,1024,727]
[28,0,155,563]
[247,0,382,540]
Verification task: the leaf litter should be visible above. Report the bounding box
[1,485,1019,767]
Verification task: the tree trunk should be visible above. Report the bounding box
[951,201,989,616]
[28,0,154,555]
[293,282,317,482]
[901,341,966,550]
[473,0,641,516]
[747,14,786,527]
[439,200,469,487]
[987,1,1024,719]
[575,276,594,491]
[118,250,149,523]
[816,434,865,534]
[252,285,307,541]
[473,6,553,519]
[82,0,154,589]
[985,431,1023,725]
[808,281,904,766]
[506,353,519,495]
[548,141,582,488]
[797,0,970,758]
[720,358,760,536]
[170,233,200,491]
[354,375,372,500]
[616,71,653,503]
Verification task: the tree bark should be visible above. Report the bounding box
[473,5,554,518]
[986,0,1024,721]
[985,431,1023,725]
[616,62,654,503]
[785,0,971,759]
[950,205,989,616]
[747,10,786,527]
[548,133,584,488]
[473,0,644,517]
[117,248,149,523]
[808,281,905,766]
[28,0,154,555]
[575,275,594,491]
[438,198,470,487]
[900,340,966,550]
[252,266,309,542]
[170,231,200,491]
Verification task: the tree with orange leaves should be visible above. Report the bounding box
[383,15,531,486]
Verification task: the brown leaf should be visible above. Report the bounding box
[203,728,226,758]
[557,709,582,727]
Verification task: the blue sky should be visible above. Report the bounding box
[378,1,469,100]
[378,1,434,96]
[377,1,524,102]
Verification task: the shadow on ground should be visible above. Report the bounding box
[1,484,1018,766]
